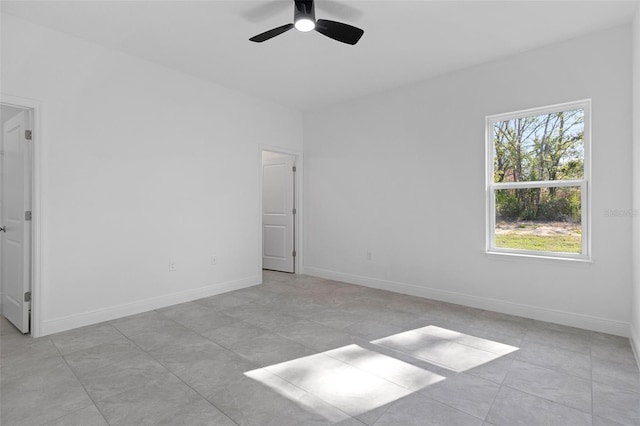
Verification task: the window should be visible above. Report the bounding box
[486,100,590,260]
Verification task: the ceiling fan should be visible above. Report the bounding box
[249,0,364,45]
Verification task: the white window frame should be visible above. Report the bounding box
[486,99,591,261]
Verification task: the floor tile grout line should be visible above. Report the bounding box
[319,344,436,393]
[155,300,320,357]
[157,295,344,360]
[367,400,394,426]
[510,354,595,383]
[415,388,493,423]
[36,403,105,426]
[506,356,595,415]
[591,353,640,369]
[43,332,110,426]
[589,355,640,394]
[370,340,471,373]
[153,304,289,370]
[259,365,357,423]
[401,328,520,357]
[520,333,598,357]
[49,335,64,357]
[500,382,594,416]
[49,327,137,367]
[107,324,243,426]
[414,369,510,420]
[482,355,515,424]
[589,379,640,396]
[206,304,367,357]
[59,324,190,414]
[58,353,112,426]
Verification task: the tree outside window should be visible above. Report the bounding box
[486,101,590,259]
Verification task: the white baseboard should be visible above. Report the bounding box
[305,266,630,337]
[40,275,261,336]
[631,324,640,370]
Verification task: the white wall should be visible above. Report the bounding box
[631,2,640,363]
[303,25,633,336]
[1,14,303,335]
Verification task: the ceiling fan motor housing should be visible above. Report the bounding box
[294,0,316,24]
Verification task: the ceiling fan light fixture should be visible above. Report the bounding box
[294,18,315,32]
[249,0,364,45]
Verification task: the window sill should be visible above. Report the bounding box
[485,250,593,266]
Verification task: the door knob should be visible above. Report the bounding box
[0,226,6,232]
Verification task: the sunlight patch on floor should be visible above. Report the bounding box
[414,325,519,355]
[243,368,352,423]
[323,344,445,391]
[244,326,518,421]
[372,326,519,372]
[247,350,416,417]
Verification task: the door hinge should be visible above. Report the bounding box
[292,208,297,215]
[25,211,32,221]
[292,166,296,172]
[292,250,297,257]
[25,130,32,140]
[24,292,31,302]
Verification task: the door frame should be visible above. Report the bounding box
[1,93,42,337]
[259,145,303,276]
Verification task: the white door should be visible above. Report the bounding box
[262,153,295,273]
[2,111,31,333]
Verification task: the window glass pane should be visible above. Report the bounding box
[493,109,584,183]
[494,186,582,254]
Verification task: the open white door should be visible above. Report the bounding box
[2,111,31,333]
[262,153,295,273]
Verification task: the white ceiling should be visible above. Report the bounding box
[1,1,637,111]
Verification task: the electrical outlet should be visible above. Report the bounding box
[366,251,372,261]
[169,261,176,271]
[210,256,217,266]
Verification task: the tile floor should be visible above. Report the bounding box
[1,271,639,426]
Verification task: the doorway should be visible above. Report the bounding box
[1,103,34,334]
[261,149,300,274]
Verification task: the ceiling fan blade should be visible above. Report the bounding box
[249,23,295,43]
[315,19,363,45]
